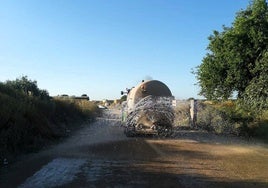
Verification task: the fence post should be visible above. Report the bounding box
[190,99,197,127]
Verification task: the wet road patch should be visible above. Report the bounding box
[19,158,86,188]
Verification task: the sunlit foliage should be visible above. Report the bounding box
[196,0,268,112]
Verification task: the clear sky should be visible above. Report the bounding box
[0,0,250,100]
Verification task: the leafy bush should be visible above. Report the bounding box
[0,77,99,163]
[254,111,268,142]
[4,76,50,100]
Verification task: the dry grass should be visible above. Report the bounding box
[174,102,190,126]
[196,100,268,141]
[0,79,99,164]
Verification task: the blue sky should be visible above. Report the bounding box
[0,0,250,100]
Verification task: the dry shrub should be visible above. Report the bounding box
[174,101,190,126]
[196,103,237,134]
[196,101,261,136]
[0,80,99,164]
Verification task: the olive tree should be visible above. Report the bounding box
[195,0,268,111]
[5,76,50,100]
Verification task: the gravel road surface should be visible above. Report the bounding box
[0,109,268,188]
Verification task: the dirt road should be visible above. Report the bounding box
[0,109,268,187]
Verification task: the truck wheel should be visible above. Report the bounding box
[157,127,173,138]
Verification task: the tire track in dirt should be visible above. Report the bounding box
[1,109,268,188]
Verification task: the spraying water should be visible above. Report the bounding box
[121,80,175,137]
[124,95,175,137]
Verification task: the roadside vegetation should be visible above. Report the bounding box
[0,76,99,165]
[174,101,190,127]
[174,100,268,142]
[195,0,268,111]
[190,0,268,142]
[196,100,268,141]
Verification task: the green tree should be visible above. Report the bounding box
[195,0,268,111]
[243,51,268,111]
[5,76,50,100]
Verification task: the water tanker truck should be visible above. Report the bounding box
[121,80,174,137]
